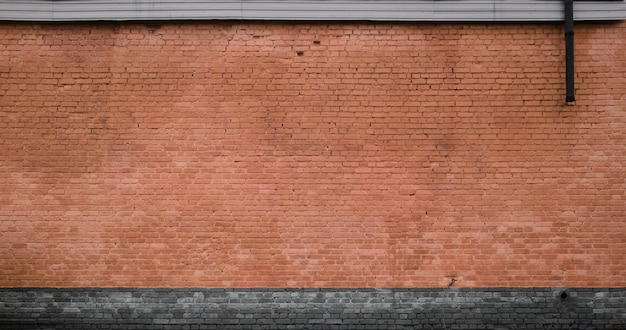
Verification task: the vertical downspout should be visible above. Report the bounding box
[565,0,575,102]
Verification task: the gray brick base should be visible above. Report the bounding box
[0,288,625,329]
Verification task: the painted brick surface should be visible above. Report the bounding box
[0,22,625,288]
[1,288,625,329]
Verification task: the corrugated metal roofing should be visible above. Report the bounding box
[0,0,625,22]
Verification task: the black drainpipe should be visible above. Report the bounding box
[565,0,575,102]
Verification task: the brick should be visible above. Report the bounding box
[0,21,625,289]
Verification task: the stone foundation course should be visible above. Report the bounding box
[0,288,625,329]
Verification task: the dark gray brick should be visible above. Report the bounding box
[0,288,625,329]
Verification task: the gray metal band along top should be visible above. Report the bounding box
[1,0,626,22]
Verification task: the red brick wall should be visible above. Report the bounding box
[1,22,625,288]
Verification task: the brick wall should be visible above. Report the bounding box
[1,21,625,289]
[1,288,625,330]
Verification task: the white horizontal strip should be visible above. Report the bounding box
[0,0,625,22]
